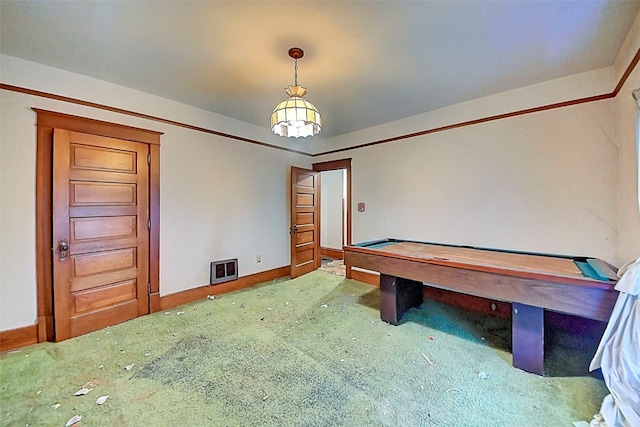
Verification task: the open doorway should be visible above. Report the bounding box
[312,159,352,272]
[288,159,351,279]
[319,169,346,261]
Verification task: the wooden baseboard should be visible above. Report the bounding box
[1,267,290,351]
[321,247,343,260]
[159,265,290,310]
[150,292,161,313]
[37,315,53,342]
[0,324,38,353]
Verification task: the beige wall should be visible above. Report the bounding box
[0,88,39,331]
[313,14,640,266]
[614,88,640,265]
[0,55,310,331]
[320,98,620,263]
[613,13,640,265]
[2,14,640,332]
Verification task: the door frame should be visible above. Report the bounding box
[34,109,162,342]
[312,158,352,250]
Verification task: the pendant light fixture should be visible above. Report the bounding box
[271,47,322,138]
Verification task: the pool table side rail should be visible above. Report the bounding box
[344,244,615,289]
[355,238,582,259]
[354,239,618,279]
[344,247,618,321]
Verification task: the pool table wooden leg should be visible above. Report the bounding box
[512,302,544,375]
[380,274,423,325]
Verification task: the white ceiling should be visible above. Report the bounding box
[1,1,639,140]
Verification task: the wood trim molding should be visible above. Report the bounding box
[321,247,344,260]
[35,125,54,342]
[312,158,352,246]
[33,108,163,144]
[2,84,310,156]
[314,94,613,156]
[313,47,640,157]
[150,292,162,313]
[1,265,284,351]
[149,143,161,305]
[312,159,352,171]
[613,47,640,96]
[34,109,161,342]
[3,47,638,158]
[159,266,291,311]
[0,325,38,352]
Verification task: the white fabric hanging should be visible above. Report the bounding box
[589,258,640,427]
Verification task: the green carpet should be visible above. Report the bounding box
[1,271,607,426]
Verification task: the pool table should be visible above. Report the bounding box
[343,238,619,375]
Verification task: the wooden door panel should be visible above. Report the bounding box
[71,301,139,338]
[73,248,136,277]
[72,148,136,172]
[295,171,315,188]
[297,230,314,245]
[70,206,139,218]
[69,239,139,256]
[71,248,138,292]
[74,280,137,313]
[70,216,137,242]
[297,248,315,264]
[296,212,313,225]
[69,169,140,183]
[69,130,144,149]
[53,129,149,341]
[71,182,137,206]
[296,193,314,206]
[71,269,138,293]
[290,167,320,278]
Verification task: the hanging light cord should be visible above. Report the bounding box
[293,58,299,86]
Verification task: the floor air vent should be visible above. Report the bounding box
[210,258,238,284]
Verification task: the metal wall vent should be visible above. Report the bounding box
[210,258,238,284]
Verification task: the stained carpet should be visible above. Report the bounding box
[1,271,607,426]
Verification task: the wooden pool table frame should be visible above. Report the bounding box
[344,239,618,375]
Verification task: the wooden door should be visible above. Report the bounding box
[290,167,320,278]
[52,129,150,341]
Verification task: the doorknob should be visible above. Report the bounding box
[291,225,299,234]
[58,240,69,261]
